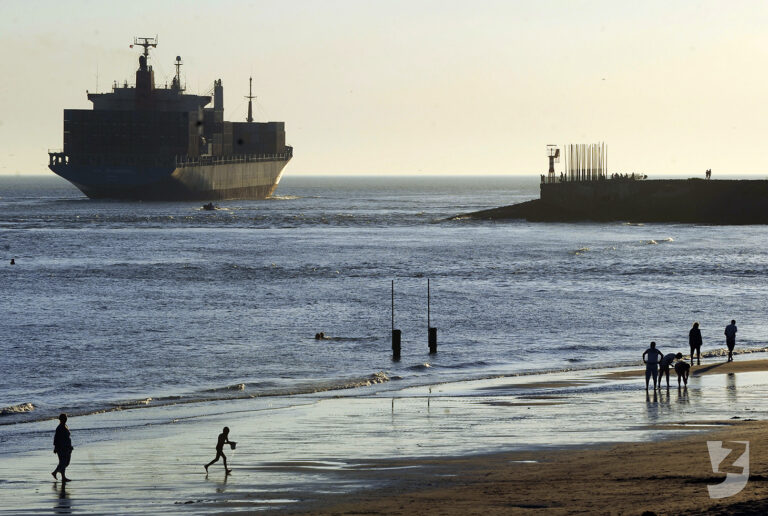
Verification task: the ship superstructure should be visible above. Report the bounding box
[49,37,291,200]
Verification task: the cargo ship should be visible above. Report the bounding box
[48,37,292,200]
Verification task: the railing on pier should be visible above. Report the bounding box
[541,171,646,184]
[175,147,293,168]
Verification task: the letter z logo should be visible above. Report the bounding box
[707,441,749,499]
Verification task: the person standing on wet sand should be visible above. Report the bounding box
[724,320,737,362]
[658,351,678,389]
[205,426,235,474]
[52,414,73,482]
[689,322,702,365]
[642,341,663,391]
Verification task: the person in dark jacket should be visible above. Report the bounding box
[725,320,737,362]
[689,322,703,365]
[52,413,73,482]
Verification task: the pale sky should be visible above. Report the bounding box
[2,0,768,176]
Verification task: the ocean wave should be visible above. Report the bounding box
[700,346,768,358]
[645,237,673,245]
[438,360,493,370]
[0,373,391,426]
[0,403,35,416]
[267,195,301,201]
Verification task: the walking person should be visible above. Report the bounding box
[724,320,737,362]
[689,322,702,365]
[52,414,73,482]
[642,341,663,391]
[205,426,236,475]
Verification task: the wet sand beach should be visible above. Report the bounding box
[292,419,768,516]
[2,356,767,514]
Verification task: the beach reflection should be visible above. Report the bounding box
[52,482,72,515]
[644,390,659,423]
[726,373,737,405]
[215,472,228,494]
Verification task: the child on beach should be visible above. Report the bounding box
[674,356,690,387]
[205,427,236,474]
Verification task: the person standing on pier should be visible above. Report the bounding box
[52,414,73,482]
[724,320,737,362]
[689,322,702,365]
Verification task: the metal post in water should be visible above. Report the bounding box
[428,278,437,354]
[392,280,401,361]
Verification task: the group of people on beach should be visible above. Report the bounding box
[643,319,738,390]
[642,343,689,390]
[48,320,742,480]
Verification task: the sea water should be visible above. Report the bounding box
[2,174,768,446]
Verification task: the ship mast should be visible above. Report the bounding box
[172,56,184,91]
[245,77,255,123]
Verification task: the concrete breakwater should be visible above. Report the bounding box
[458,179,768,224]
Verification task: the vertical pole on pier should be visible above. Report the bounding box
[575,144,578,181]
[392,280,401,361]
[428,278,437,354]
[571,144,575,182]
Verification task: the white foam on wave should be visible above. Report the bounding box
[0,403,35,416]
[268,195,301,201]
[701,346,768,358]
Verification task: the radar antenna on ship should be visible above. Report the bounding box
[245,77,256,123]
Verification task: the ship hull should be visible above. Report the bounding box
[49,158,289,201]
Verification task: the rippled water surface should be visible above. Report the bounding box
[2,174,767,431]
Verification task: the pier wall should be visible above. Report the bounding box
[536,179,768,223]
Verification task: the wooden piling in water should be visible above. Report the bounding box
[428,278,437,354]
[391,280,400,361]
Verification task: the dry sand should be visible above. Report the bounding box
[286,359,768,516]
